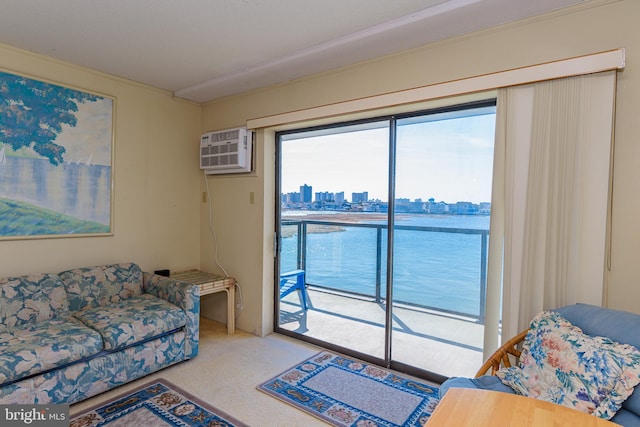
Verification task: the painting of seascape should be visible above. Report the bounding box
[0,70,114,239]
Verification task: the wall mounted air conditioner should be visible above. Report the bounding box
[200,127,253,174]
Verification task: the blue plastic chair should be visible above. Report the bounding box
[279,270,308,310]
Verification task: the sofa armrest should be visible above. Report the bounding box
[142,272,200,359]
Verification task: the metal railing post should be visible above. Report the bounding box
[375,227,383,303]
[299,222,306,271]
[479,232,488,325]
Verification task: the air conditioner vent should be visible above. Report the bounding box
[200,127,252,174]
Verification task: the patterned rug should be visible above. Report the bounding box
[70,379,247,427]
[258,351,440,426]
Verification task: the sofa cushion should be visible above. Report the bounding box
[0,317,103,386]
[72,294,187,351]
[438,375,516,399]
[59,263,143,312]
[622,389,640,420]
[610,408,639,427]
[497,311,640,420]
[554,304,640,351]
[0,273,69,329]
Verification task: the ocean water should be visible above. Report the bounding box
[281,214,490,317]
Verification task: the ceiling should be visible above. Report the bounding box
[0,0,587,103]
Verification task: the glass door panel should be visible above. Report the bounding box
[277,121,389,359]
[391,106,496,377]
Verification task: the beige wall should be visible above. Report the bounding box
[201,0,640,335]
[198,129,275,335]
[0,44,202,278]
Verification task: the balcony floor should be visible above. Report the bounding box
[279,286,485,378]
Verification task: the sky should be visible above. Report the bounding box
[57,97,113,166]
[281,111,496,204]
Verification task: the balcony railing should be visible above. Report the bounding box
[281,219,489,324]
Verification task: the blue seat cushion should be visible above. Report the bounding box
[610,408,639,427]
[73,294,187,351]
[554,304,640,349]
[438,375,515,399]
[0,317,103,386]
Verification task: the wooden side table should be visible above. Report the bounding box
[171,269,235,335]
[427,388,616,426]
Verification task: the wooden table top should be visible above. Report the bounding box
[426,388,616,426]
[171,269,235,292]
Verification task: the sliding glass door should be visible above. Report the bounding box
[275,100,497,380]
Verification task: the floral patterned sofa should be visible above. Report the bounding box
[0,262,199,404]
[439,304,640,426]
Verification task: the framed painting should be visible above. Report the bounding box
[0,69,115,239]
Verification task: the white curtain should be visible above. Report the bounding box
[486,71,617,352]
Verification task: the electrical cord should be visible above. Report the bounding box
[234,281,244,319]
[203,169,229,277]
[203,170,243,316]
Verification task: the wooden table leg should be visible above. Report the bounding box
[226,284,235,334]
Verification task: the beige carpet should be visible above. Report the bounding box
[71,318,328,426]
[71,317,438,426]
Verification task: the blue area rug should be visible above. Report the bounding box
[70,379,247,427]
[258,351,440,426]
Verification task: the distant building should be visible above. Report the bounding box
[352,191,368,203]
[479,202,491,214]
[426,198,448,214]
[452,201,477,214]
[283,192,300,204]
[394,198,412,213]
[335,192,345,204]
[315,191,334,202]
[300,184,312,203]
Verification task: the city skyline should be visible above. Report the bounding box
[280,110,496,204]
[282,183,491,215]
[282,182,492,205]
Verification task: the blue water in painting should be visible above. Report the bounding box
[0,156,111,225]
[281,214,490,317]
